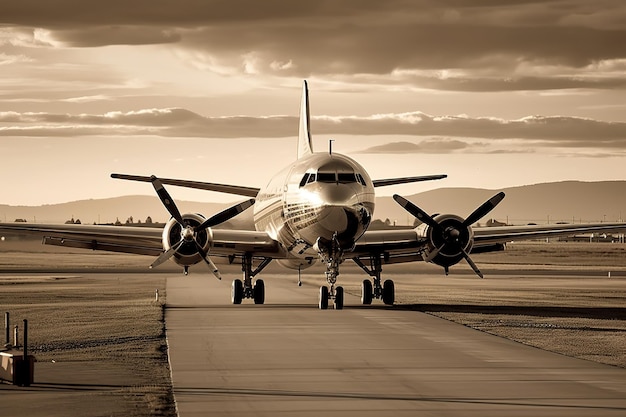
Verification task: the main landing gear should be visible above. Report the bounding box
[231,253,272,305]
[353,254,395,306]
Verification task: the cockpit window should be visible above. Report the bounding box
[317,172,336,183]
[299,169,366,187]
[337,173,356,184]
[299,173,310,187]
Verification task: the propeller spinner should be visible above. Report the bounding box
[393,192,505,278]
[150,175,255,278]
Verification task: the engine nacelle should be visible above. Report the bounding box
[417,214,474,269]
[276,258,316,270]
[162,213,212,267]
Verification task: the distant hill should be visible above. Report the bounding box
[0,196,229,225]
[1,181,624,226]
[376,181,626,226]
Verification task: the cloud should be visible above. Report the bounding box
[1,109,625,151]
[358,140,471,154]
[2,1,625,91]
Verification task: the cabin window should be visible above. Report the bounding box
[356,173,367,186]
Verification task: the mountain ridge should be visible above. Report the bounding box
[1,180,624,226]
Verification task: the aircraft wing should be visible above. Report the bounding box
[0,223,282,259]
[111,173,260,198]
[372,175,447,187]
[473,222,626,246]
[350,222,626,264]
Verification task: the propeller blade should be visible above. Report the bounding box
[463,192,505,227]
[461,248,484,279]
[194,239,222,280]
[195,199,255,232]
[393,194,442,232]
[424,244,444,263]
[150,239,184,269]
[151,175,185,225]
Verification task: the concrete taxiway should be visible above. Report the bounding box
[166,274,626,417]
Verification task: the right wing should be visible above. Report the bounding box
[0,222,283,259]
[111,173,260,198]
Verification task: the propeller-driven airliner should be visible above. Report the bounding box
[2,81,625,309]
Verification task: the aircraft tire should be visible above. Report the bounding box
[319,286,329,310]
[334,286,344,310]
[382,279,395,305]
[231,279,244,305]
[253,279,265,305]
[361,280,373,305]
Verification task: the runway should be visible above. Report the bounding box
[165,274,626,417]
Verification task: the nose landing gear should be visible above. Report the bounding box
[316,233,345,310]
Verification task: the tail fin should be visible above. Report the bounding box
[297,80,314,158]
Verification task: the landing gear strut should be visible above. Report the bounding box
[316,233,345,310]
[231,253,272,305]
[353,254,395,305]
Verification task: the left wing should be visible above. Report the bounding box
[372,174,447,187]
[350,191,626,277]
[473,222,626,246]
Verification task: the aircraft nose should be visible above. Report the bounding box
[318,184,357,205]
[316,185,366,241]
[318,206,351,232]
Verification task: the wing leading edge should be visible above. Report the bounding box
[111,173,259,198]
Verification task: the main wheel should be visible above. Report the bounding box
[334,286,344,310]
[231,279,244,305]
[253,279,265,305]
[319,286,329,310]
[382,279,395,305]
[361,280,373,305]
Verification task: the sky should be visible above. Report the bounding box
[1,0,626,206]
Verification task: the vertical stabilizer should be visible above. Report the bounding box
[298,80,314,158]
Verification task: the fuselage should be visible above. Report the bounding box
[254,152,375,266]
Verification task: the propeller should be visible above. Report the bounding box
[393,192,505,278]
[150,175,255,278]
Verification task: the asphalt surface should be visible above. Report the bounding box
[2,270,625,417]
[166,275,626,417]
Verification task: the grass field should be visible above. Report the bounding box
[1,240,625,416]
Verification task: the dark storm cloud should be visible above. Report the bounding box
[2,1,625,91]
[2,109,625,150]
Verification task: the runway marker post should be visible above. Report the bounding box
[4,312,8,347]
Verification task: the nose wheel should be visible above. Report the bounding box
[319,285,344,310]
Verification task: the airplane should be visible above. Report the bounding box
[2,81,626,310]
